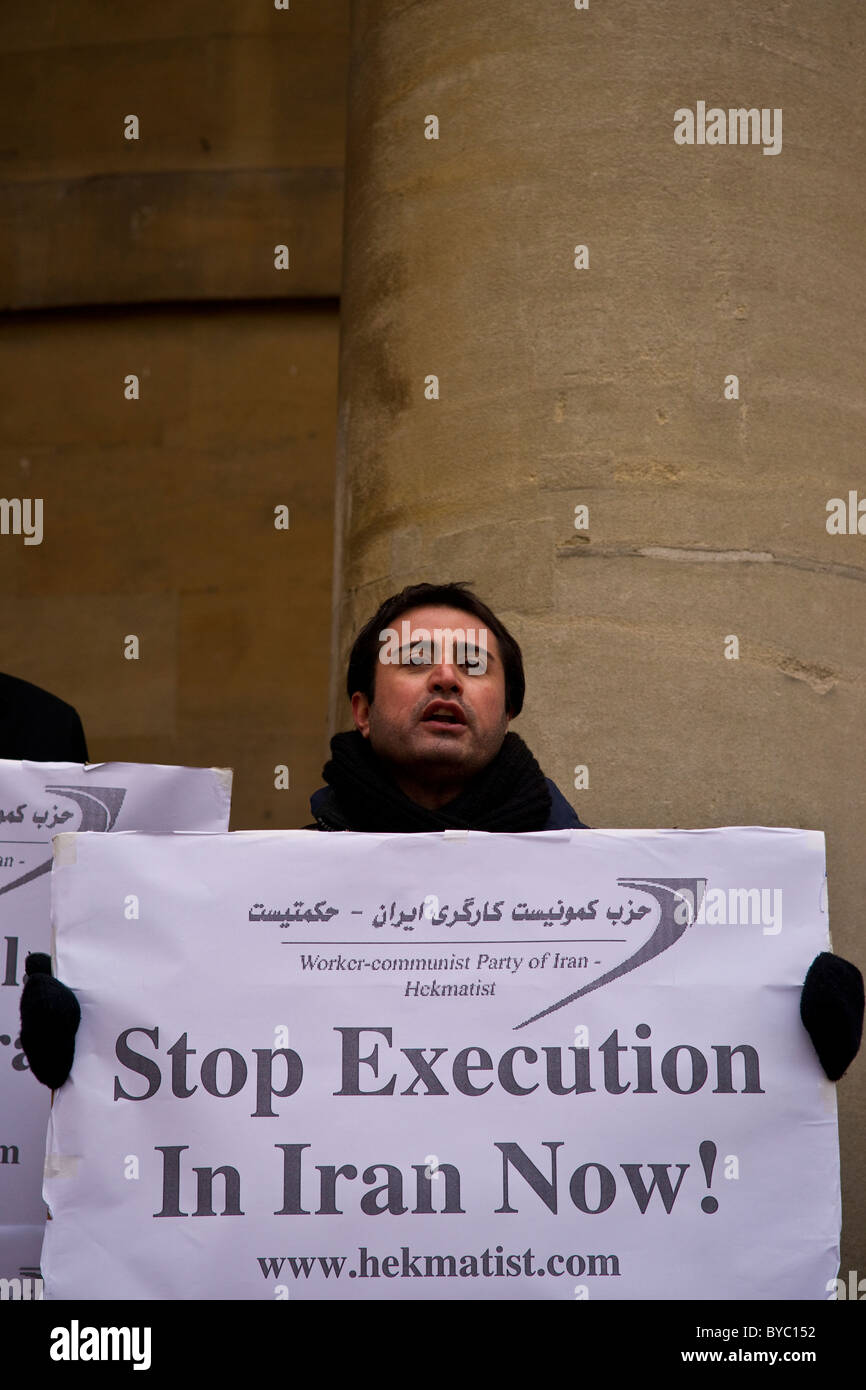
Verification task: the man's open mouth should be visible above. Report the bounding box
[420,702,467,726]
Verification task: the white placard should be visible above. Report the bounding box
[43,826,839,1300]
[0,760,232,1287]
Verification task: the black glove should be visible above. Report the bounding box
[800,952,864,1081]
[19,952,80,1089]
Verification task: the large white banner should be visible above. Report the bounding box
[43,826,839,1300]
[0,760,232,1285]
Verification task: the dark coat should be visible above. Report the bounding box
[0,672,88,762]
[307,776,589,831]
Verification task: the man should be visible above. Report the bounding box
[0,671,88,762]
[308,582,584,833]
[305,580,863,1080]
[20,580,864,1085]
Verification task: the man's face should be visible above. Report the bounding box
[351,604,512,803]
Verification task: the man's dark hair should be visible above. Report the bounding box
[346,581,526,717]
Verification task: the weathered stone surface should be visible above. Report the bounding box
[334,0,866,1269]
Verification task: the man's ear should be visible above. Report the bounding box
[351,690,372,737]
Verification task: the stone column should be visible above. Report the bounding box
[334,0,866,1268]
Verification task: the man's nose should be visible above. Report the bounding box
[428,663,463,692]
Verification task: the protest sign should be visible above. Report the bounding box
[0,760,232,1287]
[42,826,839,1300]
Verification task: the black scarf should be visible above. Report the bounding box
[315,729,552,833]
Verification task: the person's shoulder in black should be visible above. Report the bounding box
[0,671,88,762]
